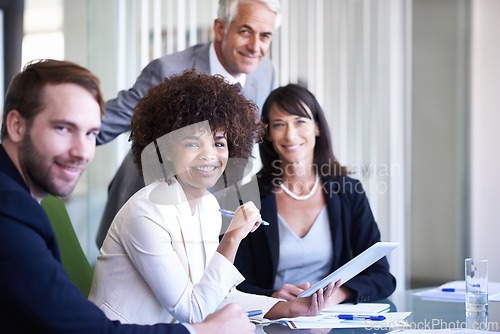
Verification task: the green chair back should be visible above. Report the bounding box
[41,195,94,298]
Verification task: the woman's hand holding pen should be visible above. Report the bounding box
[191,303,255,334]
[217,201,262,263]
[224,201,262,240]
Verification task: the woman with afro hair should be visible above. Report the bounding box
[89,70,339,325]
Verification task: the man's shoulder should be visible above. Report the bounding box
[0,173,43,218]
[160,43,208,59]
[0,173,52,257]
[258,56,275,69]
[249,56,274,78]
[0,168,15,191]
[0,168,29,205]
[148,43,210,74]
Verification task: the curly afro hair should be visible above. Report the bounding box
[130,69,266,176]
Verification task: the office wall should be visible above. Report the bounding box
[411,0,469,286]
[470,0,500,280]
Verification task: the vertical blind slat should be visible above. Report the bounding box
[153,0,162,58]
[140,0,149,68]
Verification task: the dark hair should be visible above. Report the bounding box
[1,59,104,140]
[130,69,265,176]
[258,83,347,187]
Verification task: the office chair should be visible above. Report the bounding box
[41,195,94,298]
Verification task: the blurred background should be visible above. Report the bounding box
[2,0,499,291]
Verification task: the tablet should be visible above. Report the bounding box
[298,241,399,297]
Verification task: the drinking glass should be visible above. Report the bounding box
[465,258,488,313]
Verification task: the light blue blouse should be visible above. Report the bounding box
[273,206,334,290]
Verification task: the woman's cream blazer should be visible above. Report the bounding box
[89,180,277,325]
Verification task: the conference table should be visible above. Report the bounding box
[256,289,500,333]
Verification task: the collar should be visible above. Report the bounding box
[209,42,246,88]
[0,144,47,204]
[0,144,30,194]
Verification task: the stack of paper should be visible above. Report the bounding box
[323,302,390,313]
[255,303,411,329]
[281,311,411,329]
[413,281,500,302]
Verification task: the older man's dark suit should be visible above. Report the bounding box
[234,175,397,303]
[0,145,188,333]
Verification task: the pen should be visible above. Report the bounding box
[246,310,263,317]
[219,209,270,225]
[337,314,386,321]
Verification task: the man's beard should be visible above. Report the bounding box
[18,133,81,198]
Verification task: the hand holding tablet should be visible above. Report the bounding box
[298,242,399,298]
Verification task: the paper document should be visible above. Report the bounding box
[280,311,411,329]
[322,302,390,314]
[413,281,500,302]
[253,304,406,330]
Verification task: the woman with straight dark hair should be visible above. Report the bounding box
[235,83,396,305]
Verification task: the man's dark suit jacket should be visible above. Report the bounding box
[234,175,397,303]
[0,145,188,333]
